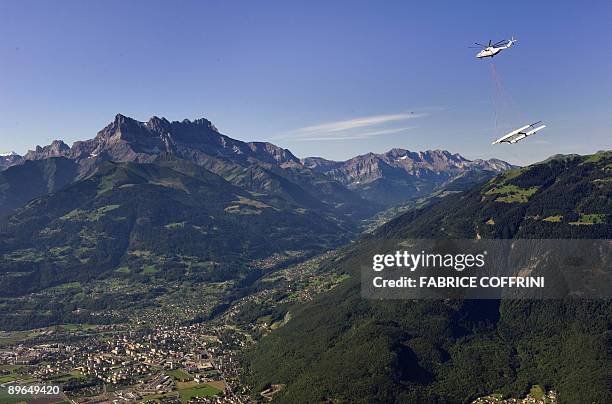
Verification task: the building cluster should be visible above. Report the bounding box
[3,322,253,403]
[472,390,558,404]
[0,344,61,365]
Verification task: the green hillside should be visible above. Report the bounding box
[376,151,611,240]
[243,151,612,403]
[0,157,350,300]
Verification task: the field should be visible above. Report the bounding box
[484,184,539,203]
[0,374,17,383]
[529,384,545,399]
[177,382,221,402]
[569,213,607,225]
[167,369,193,381]
[0,330,40,347]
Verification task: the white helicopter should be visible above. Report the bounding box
[492,121,546,145]
[471,37,517,58]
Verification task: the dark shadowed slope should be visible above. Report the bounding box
[0,157,80,218]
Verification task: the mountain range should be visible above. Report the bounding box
[303,149,514,205]
[0,114,515,299]
[1,114,512,218]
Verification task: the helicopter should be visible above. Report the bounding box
[471,37,516,58]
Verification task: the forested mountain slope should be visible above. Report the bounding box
[244,151,612,404]
[0,157,350,297]
[0,157,80,218]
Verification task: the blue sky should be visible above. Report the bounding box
[0,1,610,165]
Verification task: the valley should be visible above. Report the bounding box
[0,249,348,403]
[0,115,609,403]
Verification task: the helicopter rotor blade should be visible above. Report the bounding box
[474,43,487,47]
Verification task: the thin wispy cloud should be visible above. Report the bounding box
[296,112,424,135]
[295,126,414,141]
[273,111,427,141]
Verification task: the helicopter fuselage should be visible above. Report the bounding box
[476,47,503,58]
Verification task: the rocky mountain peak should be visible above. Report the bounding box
[113,113,142,129]
[0,151,24,170]
[247,142,300,165]
[301,157,342,173]
[191,117,218,131]
[47,114,303,166]
[146,116,171,133]
[24,140,70,161]
[304,147,515,193]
